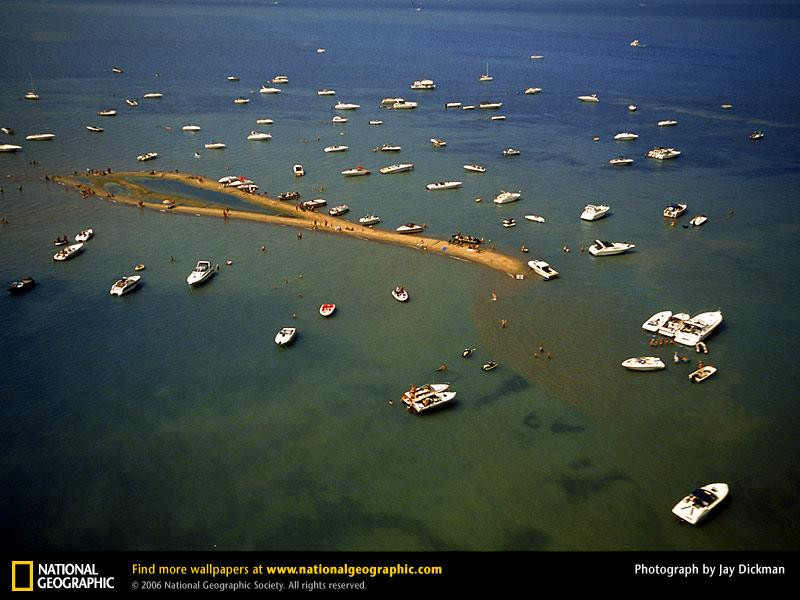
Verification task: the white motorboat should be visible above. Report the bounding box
[502,218,516,228]
[324,145,348,152]
[111,67,124,74]
[530,54,544,60]
[137,152,158,162]
[293,164,305,177]
[614,132,639,141]
[490,115,506,121]
[588,239,635,256]
[445,102,462,108]
[182,124,201,131]
[400,383,450,407]
[226,75,239,81]
[674,310,723,347]
[493,190,521,204]
[359,213,380,226]
[381,97,404,106]
[109,275,141,296]
[26,133,55,141]
[479,102,503,109]
[331,116,348,124]
[316,48,326,53]
[319,303,336,317]
[187,261,215,286]
[0,144,22,152]
[658,313,691,338]
[329,204,349,216]
[379,163,414,174]
[53,243,84,261]
[410,79,435,90]
[256,118,274,124]
[390,101,418,110]
[524,214,546,223]
[271,75,289,84]
[609,156,634,166]
[334,102,360,110]
[378,144,402,152]
[317,88,336,96]
[628,104,637,111]
[426,181,462,190]
[218,175,240,184]
[524,87,542,95]
[721,103,733,109]
[86,126,103,133]
[502,148,520,156]
[392,286,409,301]
[430,138,447,147]
[204,142,226,149]
[630,39,641,47]
[25,91,39,100]
[578,94,599,102]
[688,365,717,383]
[749,131,764,141]
[369,120,383,125]
[648,147,681,160]
[580,204,610,221]
[622,357,665,371]
[1,127,15,134]
[528,260,559,280]
[74,228,93,242]
[657,120,678,127]
[275,327,297,346]
[300,199,326,211]
[690,215,708,227]
[407,390,456,414]
[278,191,300,201]
[663,203,687,218]
[341,166,370,176]
[672,483,728,525]
[463,164,486,173]
[97,109,117,117]
[396,223,425,234]
[259,86,281,94]
[143,92,163,99]
[233,97,250,104]
[642,311,672,333]
[462,105,476,110]
[126,99,139,107]
[247,131,271,141]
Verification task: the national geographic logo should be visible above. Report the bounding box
[10,561,115,592]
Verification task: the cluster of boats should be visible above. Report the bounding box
[642,310,724,347]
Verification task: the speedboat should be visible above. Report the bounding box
[578,94,599,102]
[134,264,146,271]
[275,327,297,346]
[142,92,163,99]
[622,357,665,371]
[490,115,506,121]
[482,362,499,372]
[293,164,305,177]
[462,348,476,358]
[688,365,717,383]
[112,67,124,74]
[53,243,84,261]
[479,102,503,109]
[259,86,281,94]
[126,99,138,107]
[182,124,201,131]
[379,163,413,174]
[26,133,55,141]
[86,126,103,133]
[445,102,462,108]
[628,104,637,111]
[401,383,450,404]
[239,184,258,193]
[463,164,487,175]
[7,277,35,295]
[674,310,723,346]
[378,144,402,152]
[300,199,326,210]
[0,144,22,152]
[502,218,516,228]
[524,87,542,95]
[316,48,326,53]
[663,203,687,218]
[137,152,158,161]
[407,390,456,414]
[580,204,610,221]
[658,313,691,337]
[74,228,93,242]
[410,79,435,90]
[233,97,250,104]
[642,311,672,333]
[256,118,274,124]
[392,286,409,302]
[319,303,336,317]
[341,166,370,176]
[749,131,764,141]
[369,120,383,125]
[278,191,300,201]
[334,102,360,110]
[528,259,559,280]
[324,145,348,152]
[430,138,447,147]
[396,223,425,234]
[493,190,521,204]
[331,116,348,124]
[186,260,215,286]
[317,89,336,96]
[247,131,271,140]
[329,204,349,216]
[588,240,635,256]
[226,75,240,81]
[204,142,226,149]
[524,214,546,223]
[271,75,289,84]
[609,156,634,166]
[426,181,462,190]
[358,213,380,226]
[690,215,708,227]
[502,147,520,156]
[672,483,729,525]
[390,101,418,109]
[530,54,544,60]
[648,147,681,160]
[109,275,141,296]
[614,132,638,141]
[657,120,678,127]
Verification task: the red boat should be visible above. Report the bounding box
[319,303,336,317]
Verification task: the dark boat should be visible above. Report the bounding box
[8,277,35,295]
[53,236,69,246]
[278,191,300,201]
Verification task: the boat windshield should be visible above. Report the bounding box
[691,489,717,506]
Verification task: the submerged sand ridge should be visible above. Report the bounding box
[52,170,528,278]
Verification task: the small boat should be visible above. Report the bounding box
[528,259,559,280]
[392,286,409,302]
[530,54,544,60]
[630,39,641,47]
[490,115,506,121]
[502,218,516,228]
[126,99,138,107]
[293,164,305,176]
[233,97,250,104]
[479,62,493,82]
[324,145,348,153]
[672,483,729,525]
[609,156,634,166]
[142,92,163,99]
[300,199,326,210]
[524,214,546,223]
[334,102,360,110]
[341,166,370,177]
[749,131,764,141]
[690,215,708,227]
[721,103,733,109]
[400,382,450,405]
[580,204,610,221]
[204,142,226,149]
[378,144,402,152]
[259,86,281,94]
[648,147,681,160]
[482,362,499,372]
[278,191,300,201]
[462,105,476,110]
[524,87,542,95]
[390,101,418,110]
[331,116,348,124]
[657,120,678,127]
[479,102,503,109]
[578,94,599,103]
[588,239,635,256]
[462,348,476,358]
[658,312,691,337]
[0,144,22,152]
[239,184,259,193]
[426,181,462,190]
[275,327,297,346]
[86,126,103,133]
[1,127,14,135]
[328,204,349,216]
[379,163,414,174]
[134,264,146,271]
[53,243,84,261]
[24,74,38,100]
[25,133,55,141]
[317,88,336,96]
[316,48,326,53]
[663,203,687,218]
[182,124,202,131]
[74,228,93,242]
[7,277,35,295]
[186,260,215,286]
[689,365,717,383]
[642,311,672,333]
[109,275,141,296]
[271,75,289,84]
[319,303,336,317]
[396,223,425,234]
[369,120,383,125]
[410,79,436,90]
[445,102,462,108]
[622,357,665,371]
[430,138,447,147]
[226,75,240,81]
[112,67,124,74]
[256,118,274,124]
[463,164,486,173]
[137,152,158,162]
[628,104,637,111]
[247,131,271,141]
[674,310,724,347]
[358,213,380,226]
[614,132,638,141]
[493,190,521,204]
[502,147,520,156]
[53,236,69,246]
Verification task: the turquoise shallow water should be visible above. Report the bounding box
[1,0,799,551]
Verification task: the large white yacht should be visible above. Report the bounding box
[358,214,381,226]
[479,102,503,109]
[578,94,600,102]
[25,133,55,141]
[186,261,215,286]
[259,86,281,94]
[609,156,634,166]
[463,164,486,173]
[614,132,639,141]
[182,124,202,132]
[492,190,521,204]
[621,357,665,371]
[426,181,462,190]
[390,101,418,109]
[648,147,681,160]
[672,483,729,525]
[528,260,559,280]
[110,275,141,296]
[580,204,610,221]
[271,75,289,84]
[589,240,635,256]
[673,311,724,347]
[379,163,414,174]
[0,144,22,152]
[247,131,271,140]
[410,79,436,90]
[396,223,425,234]
[381,97,404,106]
[334,102,360,110]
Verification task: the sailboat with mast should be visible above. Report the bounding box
[479,62,493,82]
[25,74,39,100]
